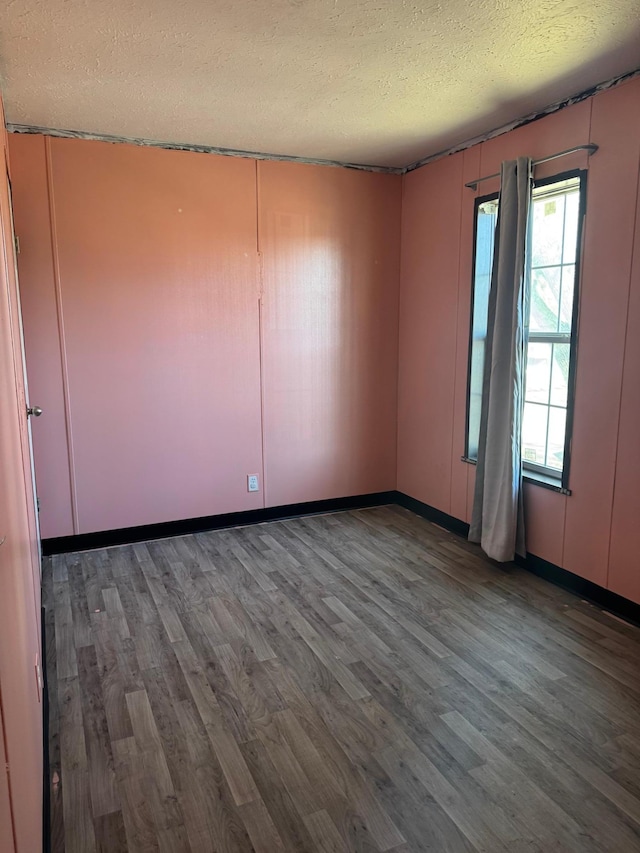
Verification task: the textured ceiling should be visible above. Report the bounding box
[1,0,639,168]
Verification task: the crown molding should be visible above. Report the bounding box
[403,65,640,174]
[5,123,404,176]
[7,65,640,177]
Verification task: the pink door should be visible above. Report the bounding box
[0,708,15,853]
[0,108,43,851]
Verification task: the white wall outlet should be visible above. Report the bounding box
[247,474,260,492]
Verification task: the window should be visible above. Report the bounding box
[465,170,586,490]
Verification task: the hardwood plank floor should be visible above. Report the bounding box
[43,506,640,852]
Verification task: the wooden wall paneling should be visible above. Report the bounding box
[563,80,640,586]
[397,152,464,514]
[608,101,640,604]
[259,160,401,508]
[47,138,264,534]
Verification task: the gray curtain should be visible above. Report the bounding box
[469,157,532,562]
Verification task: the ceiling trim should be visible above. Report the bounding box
[4,123,404,175]
[403,65,640,173]
[6,65,639,176]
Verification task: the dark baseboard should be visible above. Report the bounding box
[41,606,50,853]
[514,552,640,629]
[394,491,640,628]
[41,491,397,555]
[37,485,640,853]
[41,488,640,628]
[394,492,471,538]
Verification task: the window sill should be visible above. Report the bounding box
[461,456,571,496]
[523,470,571,495]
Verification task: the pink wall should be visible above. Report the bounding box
[398,76,640,603]
[8,77,640,606]
[562,84,640,589]
[47,138,264,534]
[0,95,43,853]
[259,161,400,506]
[9,136,401,536]
[608,149,640,605]
[397,150,464,513]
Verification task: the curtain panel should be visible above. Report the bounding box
[469,156,532,562]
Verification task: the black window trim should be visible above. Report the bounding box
[464,190,499,464]
[463,167,588,496]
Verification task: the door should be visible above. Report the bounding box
[0,704,15,853]
[6,172,43,572]
[0,109,43,852]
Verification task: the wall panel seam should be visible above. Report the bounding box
[256,160,267,508]
[605,143,640,589]
[394,176,404,491]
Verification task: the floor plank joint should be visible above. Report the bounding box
[44,507,640,852]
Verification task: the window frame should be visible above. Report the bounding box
[464,190,499,464]
[463,168,587,494]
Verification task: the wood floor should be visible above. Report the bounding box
[44,506,640,852]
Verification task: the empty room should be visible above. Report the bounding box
[1,1,639,851]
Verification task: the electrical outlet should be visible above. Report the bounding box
[247,474,260,492]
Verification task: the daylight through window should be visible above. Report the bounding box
[466,172,585,486]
